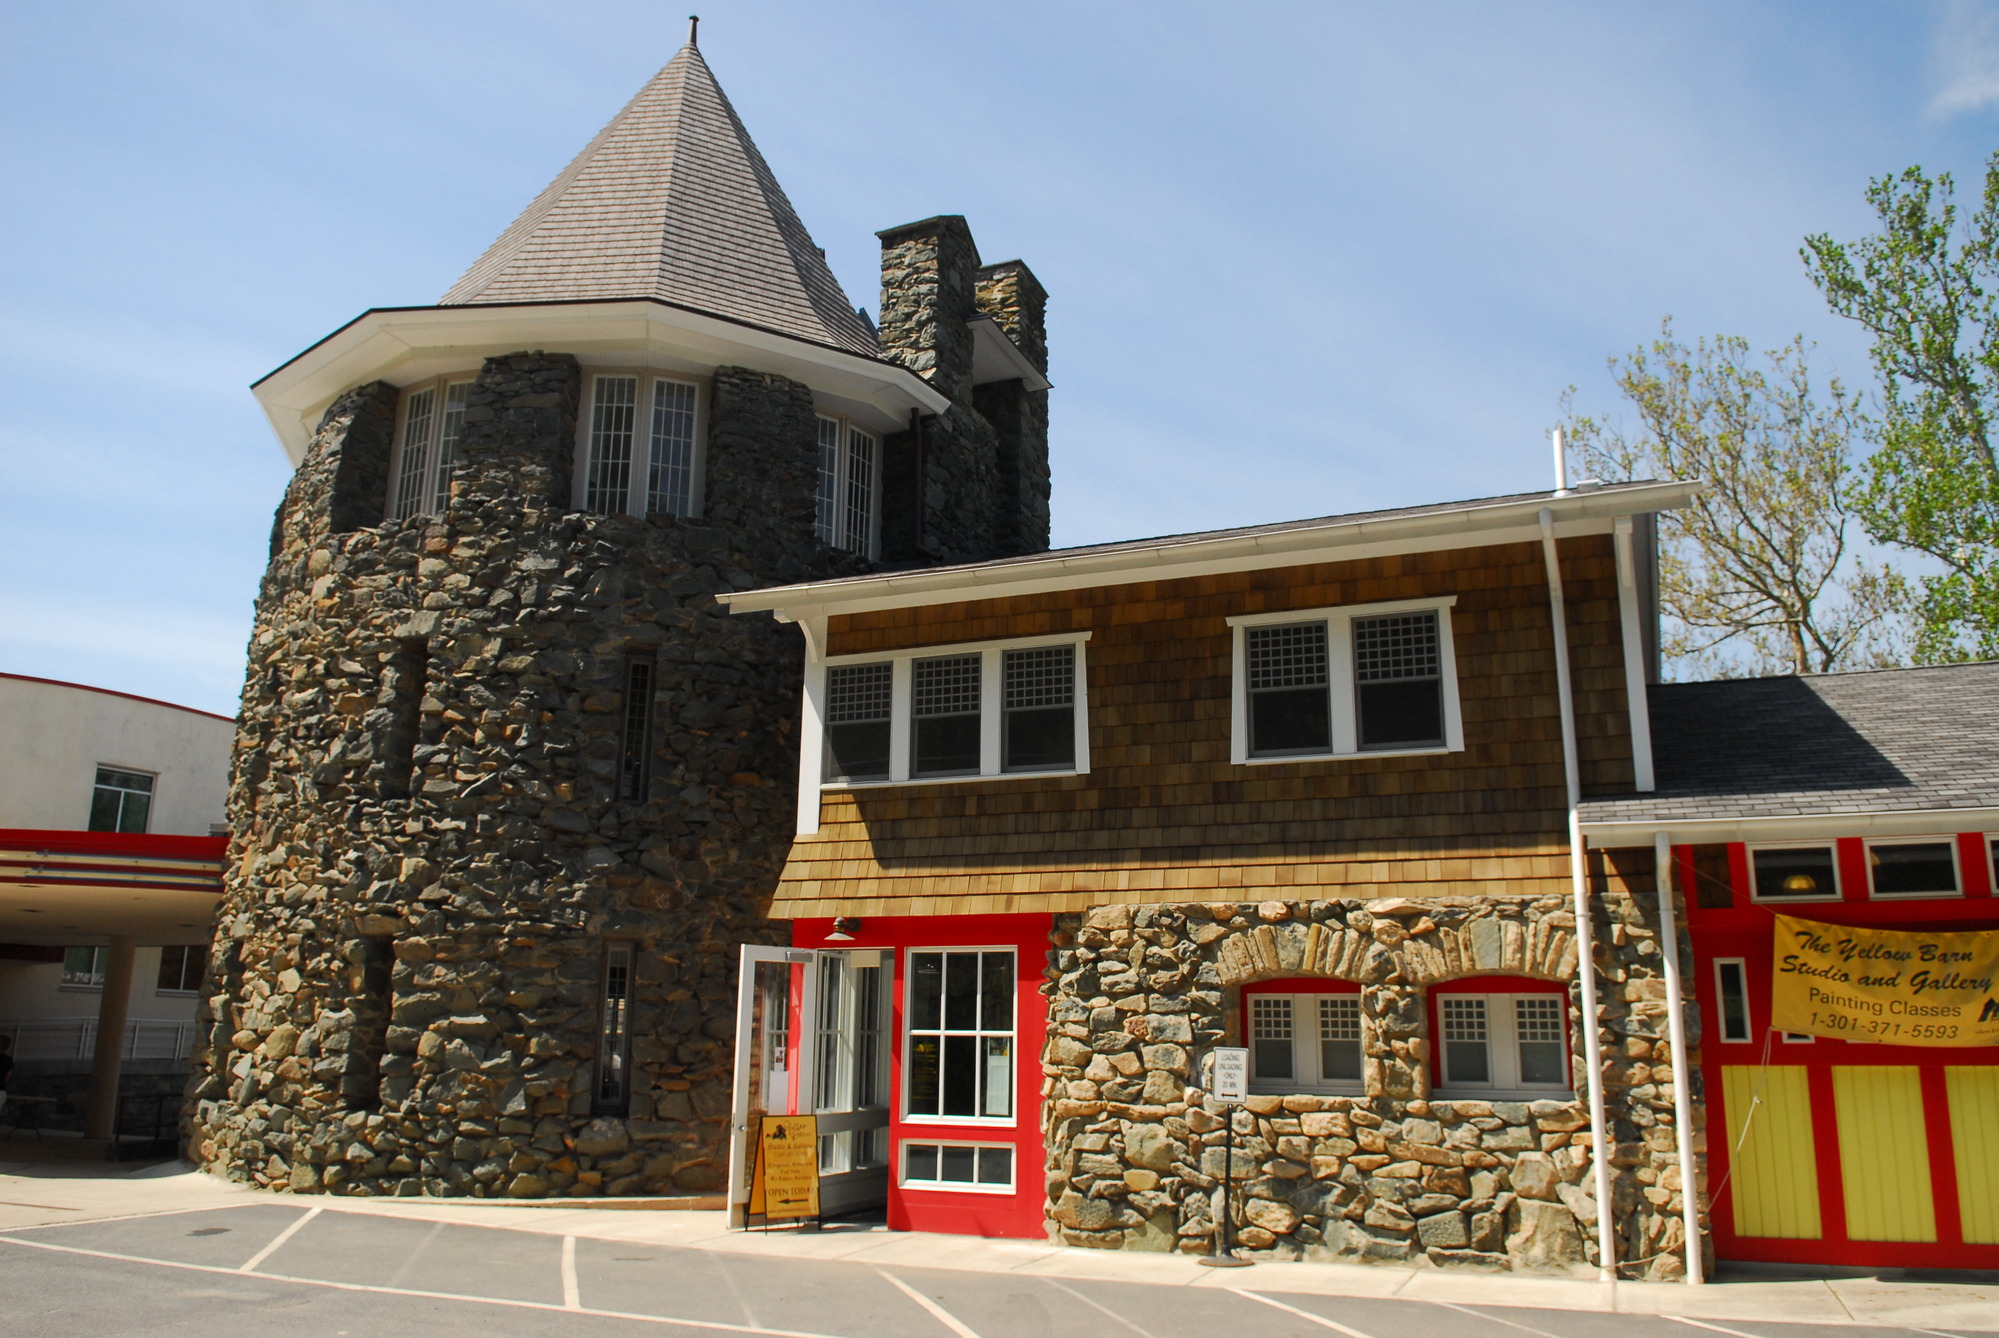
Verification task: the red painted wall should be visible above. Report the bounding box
[1685,834,1999,1270]
[792,912,1052,1240]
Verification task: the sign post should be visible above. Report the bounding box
[1198,1046,1253,1269]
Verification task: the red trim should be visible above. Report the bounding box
[1837,837,1870,904]
[1921,1063,1965,1248]
[0,830,228,861]
[1961,832,1994,899]
[1805,1063,1849,1247]
[0,673,235,723]
[792,913,1050,1240]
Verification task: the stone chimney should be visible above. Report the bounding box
[974,261,1051,554]
[876,216,982,405]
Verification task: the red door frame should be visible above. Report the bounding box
[1685,833,1999,1268]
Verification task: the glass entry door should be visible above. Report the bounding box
[727,945,892,1225]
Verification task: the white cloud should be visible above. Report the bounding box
[1932,0,1999,116]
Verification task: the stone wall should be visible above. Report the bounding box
[1039,884,1707,1277]
[188,354,870,1198]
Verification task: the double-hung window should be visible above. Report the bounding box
[1865,840,1960,899]
[812,634,1089,791]
[906,949,1015,1121]
[1229,597,1462,763]
[388,377,474,519]
[579,372,703,518]
[1245,982,1364,1095]
[1432,987,1571,1095]
[816,416,878,556]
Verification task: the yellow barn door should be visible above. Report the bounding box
[1721,1066,1820,1239]
[1948,1067,1999,1245]
[1831,1067,1935,1243]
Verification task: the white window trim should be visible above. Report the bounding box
[1747,842,1843,904]
[802,632,1092,814]
[816,413,880,560]
[155,944,203,996]
[572,370,707,520]
[900,945,1019,1130]
[1713,957,1752,1043]
[1226,596,1463,765]
[1863,837,1964,900]
[898,1140,1018,1194]
[1246,991,1365,1096]
[1431,990,1572,1099]
[386,374,477,520]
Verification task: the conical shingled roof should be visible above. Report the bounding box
[440,44,879,358]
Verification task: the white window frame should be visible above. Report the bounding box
[1863,837,1963,900]
[89,764,155,834]
[901,946,1018,1130]
[573,370,707,519]
[1713,957,1753,1043]
[899,1140,1017,1194]
[155,944,203,996]
[816,414,880,559]
[1246,991,1365,1096]
[60,945,106,991]
[1432,990,1572,1098]
[386,375,476,520]
[1227,596,1463,765]
[805,632,1091,796]
[1747,842,1843,904]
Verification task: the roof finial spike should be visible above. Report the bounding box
[687,14,699,47]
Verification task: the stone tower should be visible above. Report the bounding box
[187,38,1051,1198]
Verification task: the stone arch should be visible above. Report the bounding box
[1213,921,1372,987]
[1397,913,1578,988]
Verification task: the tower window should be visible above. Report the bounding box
[89,767,154,833]
[580,372,704,518]
[594,943,636,1116]
[387,377,473,519]
[619,656,655,802]
[815,415,878,557]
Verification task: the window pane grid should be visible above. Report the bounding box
[394,387,435,521]
[431,382,469,512]
[1246,623,1328,690]
[1353,612,1440,682]
[1250,997,1294,1040]
[1320,996,1361,1041]
[1442,997,1488,1041]
[913,656,981,717]
[1514,996,1564,1042]
[648,379,698,517]
[586,377,638,515]
[907,950,1014,1119]
[844,427,875,554]
[827,663,892,723]
[815,417,840,543]
[1002,646,1074,709]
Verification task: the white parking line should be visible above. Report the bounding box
[1427,1301,1565,1338]
[877,1268,984,1338]
[1668,1318,1766,1338]
[1231,1289,1384,1338]
[0,1233,850,1337]
[562,1235,581,1311]
[1041,1278,1161,1338]
[239,1205,322,1273]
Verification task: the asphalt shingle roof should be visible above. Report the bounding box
[440,43,879,358]
[1579,661,1999,824]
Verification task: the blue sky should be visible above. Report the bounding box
[2,1,1996,716]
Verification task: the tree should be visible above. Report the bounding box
[1562,322,1907,679]
[1803,152,1999,661]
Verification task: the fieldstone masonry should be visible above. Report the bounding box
[1039,882,1709,1277]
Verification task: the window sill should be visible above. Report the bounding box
[899,1115,1018,1129]
[58,984,105,993]
[1241,745,1454,767]
[824,768,1087,792]
[1867,890,1963,901]
[899,1179,1017,1195]
[1249,1086,1365,1099]
[1749,895,1842,906]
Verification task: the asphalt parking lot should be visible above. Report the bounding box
[4,1201,1997,1338]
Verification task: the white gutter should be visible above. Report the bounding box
[1541,505,1619,1284]
[1613,517,1655,792]
[1654,831,1704,1285]
[1579,805,1999,848]
[721,482,1700,620]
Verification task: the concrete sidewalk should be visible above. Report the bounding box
[2,1157,1993,1333]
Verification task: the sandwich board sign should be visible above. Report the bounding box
[1209,1047,1249,1105]
[748,1113,820,1221]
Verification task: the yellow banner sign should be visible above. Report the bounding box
[1771,914,1999,1047]
[748,1114,819,1220]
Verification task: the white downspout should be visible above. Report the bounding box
[1540,505,1618,1283]
[1654,830,1705,1284]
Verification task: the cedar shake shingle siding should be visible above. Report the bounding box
[441,46,879,358]
[773,534,1636,917]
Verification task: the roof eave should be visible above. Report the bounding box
[1577,804,1999,848]
[251,299,950,465]
[722,480,1701,619]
